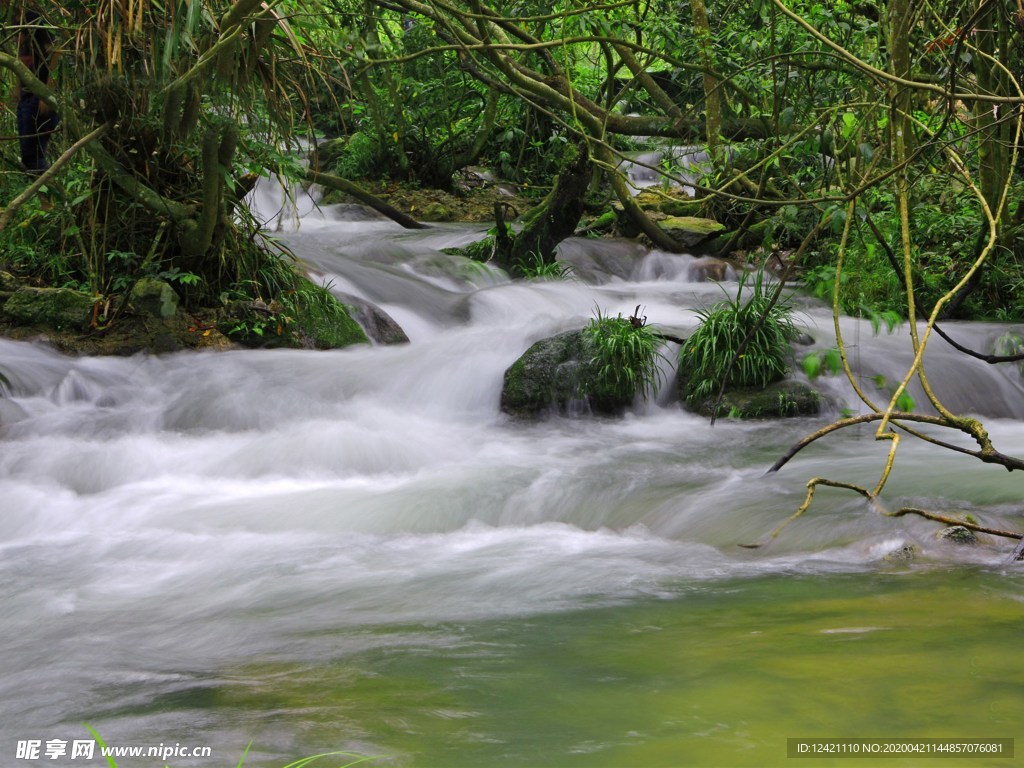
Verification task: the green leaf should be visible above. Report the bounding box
[822,348,843,375]
[895,391,915,412]
[802,353,822,379]
[841,112,858,140]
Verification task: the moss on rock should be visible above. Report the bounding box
[218,279,370,350]
[3,286,95,331]
[291,280,369,349]
[502,329,595,419]
[936,525,978,545]
[131,278,180,319]
[687,380,822,419]
[659,216,727,249]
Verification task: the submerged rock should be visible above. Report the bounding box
[936,525,978,545]
[883,543,918,564]
[686,256,733,283]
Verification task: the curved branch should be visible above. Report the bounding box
[0,123,109,232]
[933,323,1024,364]
[768,412,1024,474]
[772,0,1024,104]
[0,51,57,110]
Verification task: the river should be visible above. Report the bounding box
[1,202,1023,767]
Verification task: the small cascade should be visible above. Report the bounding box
[619,145,711,195]
[246,173,325,231]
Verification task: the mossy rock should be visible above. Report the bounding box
[501,329,594,419]
[334,291,408,345]
[2,286,95,331]
[130,278,179,319]
[659,216,727,249]
[421,202,454,222]
[633,189,704,218]
[291,282,370,350]
[0,270,19,293]
[2,306,233,356]
[629,189,702,216]
[576,209,616,235]
[501,329,634,419]
[687,380,822,419]
[660,198,704,217]
[218,281,369,350]
[883,543,918,564]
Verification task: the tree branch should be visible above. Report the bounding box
[890,507,1022,539]
[0,123,109,232]
[304,170,428,229]
[768,412,1024,474]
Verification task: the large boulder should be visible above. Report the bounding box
[501,329,635,419]
[501,330,593,419]
[2,286,95,331]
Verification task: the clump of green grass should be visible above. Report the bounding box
[585,307,665,404]
[514,252,574,280]
[680,271,799,404]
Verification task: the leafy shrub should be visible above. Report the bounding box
[680,271,799,404]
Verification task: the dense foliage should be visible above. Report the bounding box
[7,0,1024,319]
[0,0,335,315]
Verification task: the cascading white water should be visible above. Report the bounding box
[2,205,1024,766]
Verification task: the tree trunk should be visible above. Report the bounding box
[494,145,593,271]
[690,0,723,166]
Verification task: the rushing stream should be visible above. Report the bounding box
[2,199,1024,767]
